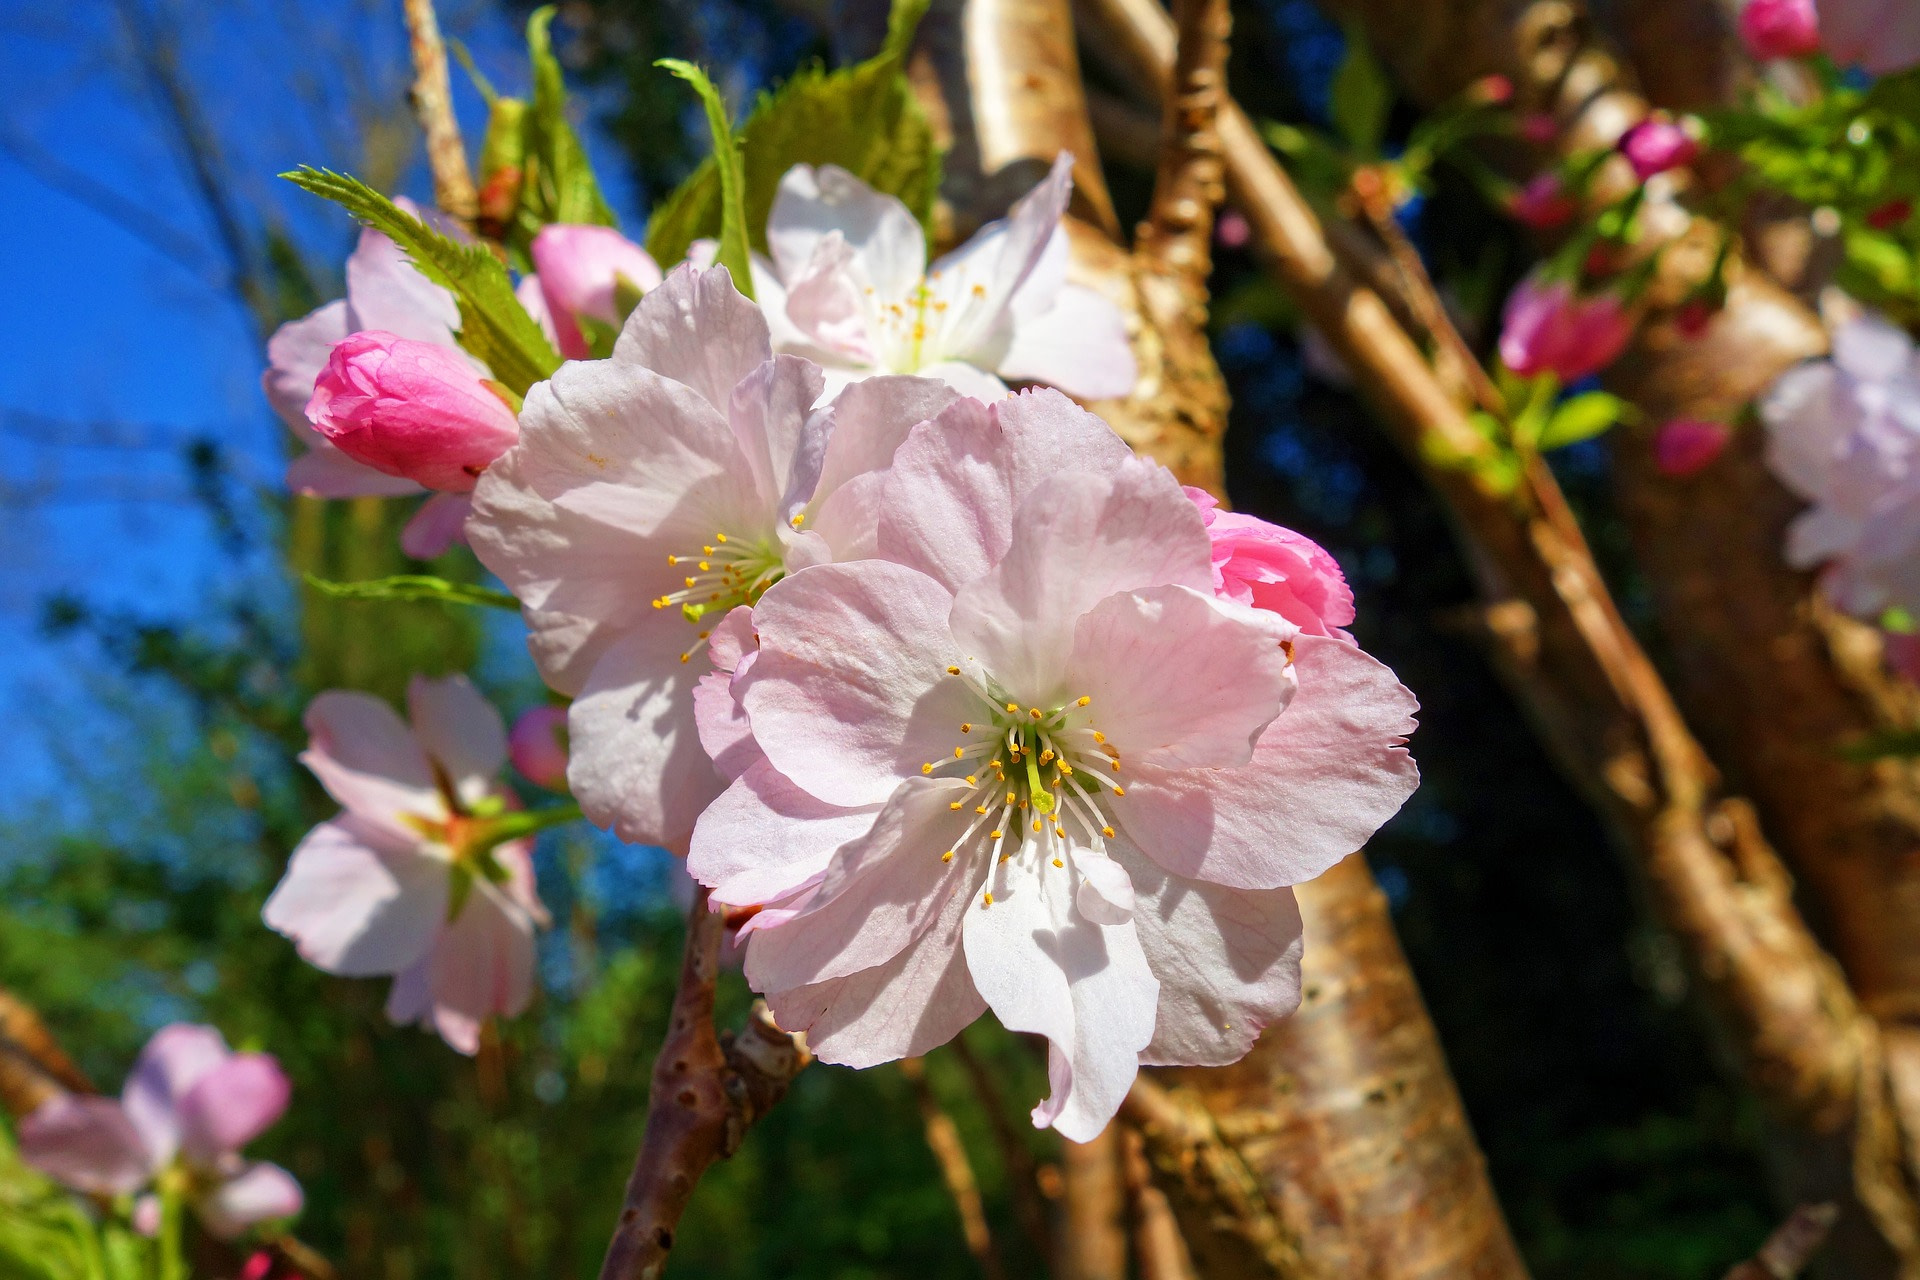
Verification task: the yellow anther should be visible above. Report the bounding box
[941,850,955,863]
[1101,825,1115,838]
[960,723,972,733]
[946,665,960,675]
[1077,696,1090,707]
[990,829,1003,839]
[652,598,668,609]
[1039,749,1054,765]
[1112,785,1127,796]
[1032,819,1043,832]
[975,805,988,814]
[983,892,993,907]
[667,555,681,565]
[714,532,728,543]
[922,763,935,775]
[1059,761,1074,775]
[698,561,711,572]
[1005,701,1019,713]
[1053,824,1064,837]
[790,512,807,527]
[1093,731,1106,744]
[965,774,977,785]
[953,747,965,759]
[950,801,964,811]
[1007,791,1017,804]
[679,651,692,664]
[684,576,697,588]
[703,545,715,555]
[1028,707,1042,720]
[972,283,987,298]
[1053,858,1064,868]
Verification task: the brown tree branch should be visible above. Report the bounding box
[1120,1126,1197,1280]
[1723,1203,1841,1280]
[0,988,93,1119]
[950,1034,1055,1266]
[1056,1126,1127,1280]
[401,0,477,223]
[900,1056,1006,1280]
[598,888,810,1280]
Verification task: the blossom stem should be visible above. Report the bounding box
[471,803,583,855]
[157,1179,186,1280]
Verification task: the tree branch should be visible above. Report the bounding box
[900,1057,1004,1280]
[598,888,810,1280]
[1120,1125,1197,1280]
[1723,1203,1841,1280]
[0,988,93,1118]
[1057,1126,1126,1280]
[400,0,477,223]
[949,1035,1054,1267]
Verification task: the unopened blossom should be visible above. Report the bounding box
[1499,274,1635,382]
[1654,419,1733,477]
[307,332,520,492]
[1818,0,1920,74]
[1185,489,1355,639]
[530,224,663,360]
[469,263,961,851]
[1740,0,1821,58]
[688,400,1419,1140]
[1509,173,1578,231]
[510,704,571,790]
[263,676,549,1054]
[750,154,1136,401]
[1619,118,1701,180]
[18,1024,301,1239]
[1762,310,1920,618]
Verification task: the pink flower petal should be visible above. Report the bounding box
[610,263,775,417]
[122,1024,230,1166]
[176,1054,291,1165]
[300,691,443,835]
[284,442,424,499]
[530,224,662,327]
[728,355,829,518]
[768,165,928,302]
[262,816,448,976]
[343,223,462,348]
[407,674,509,808]
[998,283,1138,400]
[197,1162,303,1239]
[400,492,473,560]
[424,880,539,1054]
[17,1096,154,1195]
[509,704,572,790]
[263,300,349,433]
[689,758,881,909]
[808,375,962,517]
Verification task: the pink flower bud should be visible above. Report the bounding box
[1739,0,1821,59]
[1185,489,1357,639]
[306,332,520,493]
[1519,113,1560,144]
[530,224,663,331]
[509,704,570,790]
[1675,299,1715,339]
[1654,419,1732,477]
[1619,118,1701,180]
[1509,174,1579,230]
[1215,209,1252,249]
[1499,275,1635,382]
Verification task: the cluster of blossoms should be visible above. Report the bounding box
[1763,310,1920,645]
[18,1025,301,1239]
[1738,0,1920,72]
[254,157,1417,1138]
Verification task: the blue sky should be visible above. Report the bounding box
[0,1,575,804]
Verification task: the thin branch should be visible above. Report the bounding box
[1057,1126,1126,1280]
[1121,1126,1197,1280]
[1134,0,1230,296]
[0,988,93,1118]
[598,888,810,1280]
[900,1057,1005,1280]
[1722,1203,1840,1280]
[401,0,477,222]
[950,1034,1054,1267]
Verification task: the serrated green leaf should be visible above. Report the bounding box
[1330,26,1392,158]
[645,0,938,266]
[304,574,521,611]
[282,168,561,394]
[1539,391,1630,450]
[517,6,617,242]
[658,59,754,298]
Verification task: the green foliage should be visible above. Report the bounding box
[644,0,938,266]
[656,60,754,297]
[514,6,619,248]
[1329,26,1392,158]
[1536,391,1633,451]
[304,573,521,612]
[0,1132,151,1280]
[281,168,561,395]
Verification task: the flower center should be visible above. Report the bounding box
[652,529,785,661]
[918,664,1127,907]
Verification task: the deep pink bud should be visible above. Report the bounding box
[531,225,663,333]
[1675,299,1715,339]
[1519,113,1560,144]
[1215,209,1252,249]
[1654,419,1732,477]
[1509,174,1579,230]
[306,332,519,493]
[1184,488,1357,639]
[1739,0,1821,58]
[509,704,570,790]
[1499,275,1635,382]
[1619,118,1701,180]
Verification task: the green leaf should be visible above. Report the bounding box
[282,168,561,394]
[1330,26,1392,158]
[517,6,617,239]
[1538,391,1631,450]
[304,574,521,611]
[645,0,938,266]
[657,59,754,298]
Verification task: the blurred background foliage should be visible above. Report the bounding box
[0,0,1776,1276]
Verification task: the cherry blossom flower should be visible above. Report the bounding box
[509,704,571,790]
[687,397,1419,1141]
[1819,0,1920,75]
[1654,419,1732,477]
[307,332,520,492]
[1761,310,1920,618]
[1499,274,1635,382]
[18,1024,301,1239]
[1185,489,1355,639]
[749,154,1136,401]
[262,676,550,1054]
[531,224,663,359]
[1740,0,1821,58]
[468,263,962,851]
[1618,118,1700,180]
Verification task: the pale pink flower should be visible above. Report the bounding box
[307,332,520,492]
[1818,0,1920,74]
[531,224,663,359]
[687,399,1419,1141]
[1499,274,1635,382]
[1740,0,1822,58]
[468,264,962,851]
[509,704,570,790]
[1618,118,1701,180]
[18,1024,301,1238]
[750,154,1136,401]
[1184,489,1355,639]
[1762,310,1920,618]
[262,676,549,1054]
[400,492,475,560]
[1654,419,1732,477]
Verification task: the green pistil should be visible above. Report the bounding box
[1025,737,1055,814]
